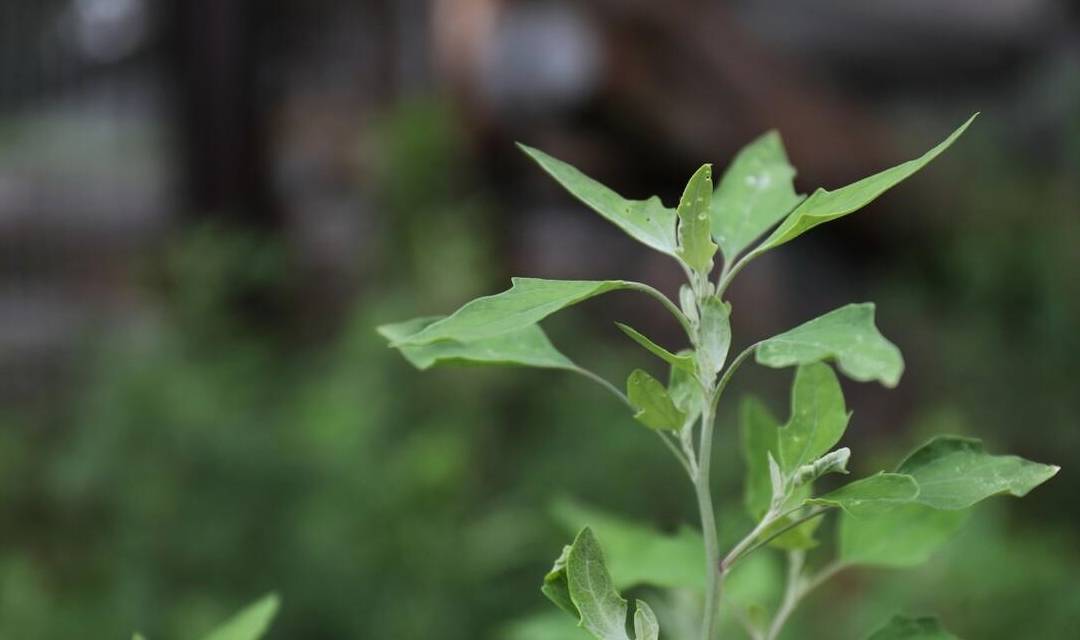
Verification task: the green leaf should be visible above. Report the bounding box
[518,144,678,257]
[201,594,280,640]
[397,278,633,345]
[761,507,822,551]
[808,472,919,516]
[676,164,718,272]
[697,297,731,380]
[668,354,703,419]
[740,396,781,519]
[757,114,976,253]
[897,436,1059,510]
[866,615,961,640]
[562,528,662,640]
[840,503,968,567]
[552,498,704,590]
[378,317,576,370]
[792,447,850,489]
[627,369,686,431]
[778,363,849,475]
[710,131,803,262]
[541,545,577,616]
[615,323,694,373]
[755,303,904,387]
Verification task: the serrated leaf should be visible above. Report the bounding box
[757,114,976,253]
[808,472,919,516]
[616,323,694,373]
[552,498,704,590]
[897,436,1059,510]
[840,503,968,567]
[633,601,660,640]
[627,369,686,431]
[710,131,803,262]
[397,278,633,345]
[676,164,718,272]
[697,297,731,380]
[378,317,576,370]
[778,363,849,475]
[755,303,903,387]
[201,594,280,640]
[563,528,662,640]
[866,615,961,640]
[518,144,678,257]
[740,396,781,519]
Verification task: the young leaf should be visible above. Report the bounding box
[807,472,919,516]
[551,498,704,590]
[778,363,850,475]
[866,615,961,640]
[710,131,803,262]
[740,396,781,519]
[379,317,576,370]
[697,297,731,380]
[676,164,718,272]
[897,436,1059,510]
[201,594,280,640]
[615,322,694,373]
[757,114,977,253]
[668,355,703,420]
[397,278,633,345]
[755,303,903,387]
[563,527,662,640]
[541,545,577,617]
[840,503,968,567]
[627,369,686,431]
[791,447,851,488]
[518,144,678,257]
[633,601,660,640]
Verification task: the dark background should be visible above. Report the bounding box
[0,1,1078,638]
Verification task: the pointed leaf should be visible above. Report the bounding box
[518,144,678,257]
[616,323,694,373]
[710,131,803,261]
[676,164,718,272]
[808,472,919,516]
[756,303,904,387]
[758,114,976,253]
[541,545,577,616]
[778,363,849,475]
[698,297,731,380]
[627,369,686,431]
[840,503,968,567]
[897,436,1059,510]
[866,615,961,640]
[633,601,660,640]
[397,278,633,345]
[201,594,280,640]
[740,396,781,519]
[379,317,576,370]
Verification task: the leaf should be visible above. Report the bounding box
[777,363,849,476]
[710,131,803,262]
[840,503,968,567]
[633,601,660,640]
[563,528,662,640]
[757,114,976,253]
[201,594,280,640]
[668,355,703,420]
[378,317,576,370]
[627,369,687,431]
[896,436,1059,510]
[866,615,961,640]
[697,297,731,380]
[518,144,678,257]
[676,164,718,272]
[396,278,633,345]
[808,472,919,516]
[740,396,781,519]
[755,303,904,387]
[541,545,577,616]
[792,447,851,489]
[616,323,694,373]
[552,498,704,590]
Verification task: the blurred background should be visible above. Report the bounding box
[0,0,1078,638]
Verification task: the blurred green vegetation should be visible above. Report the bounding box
[0,103,1075,639]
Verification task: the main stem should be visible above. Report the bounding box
[695,399,721,640]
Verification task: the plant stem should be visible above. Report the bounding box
[764,551,805,640]
[695,399,721,640]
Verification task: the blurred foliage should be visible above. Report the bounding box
[0,101,1075,639]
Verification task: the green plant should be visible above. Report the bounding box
[134,594,279,640]
[379,114,1058,639]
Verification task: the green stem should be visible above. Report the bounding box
[695,400,721,640]
[765,551,805,640]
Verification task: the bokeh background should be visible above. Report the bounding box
[1,1,1078,638]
